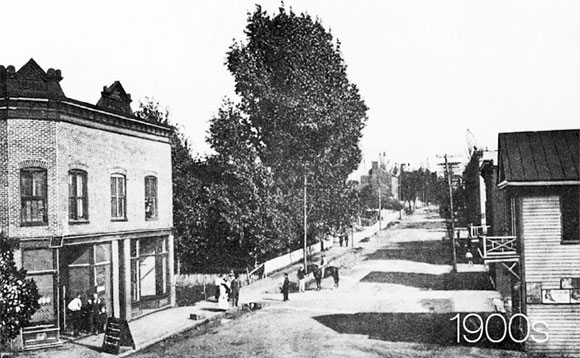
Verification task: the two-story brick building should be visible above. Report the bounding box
[0,59,175,350]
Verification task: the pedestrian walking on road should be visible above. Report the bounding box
[281,273,290,301]
[466,250,474,267]
[230,273,241,306]
[297,266,306,293]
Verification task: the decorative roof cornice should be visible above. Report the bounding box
[0,97,172,142]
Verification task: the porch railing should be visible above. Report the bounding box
[479,235,518,263]
[469,224,490,238]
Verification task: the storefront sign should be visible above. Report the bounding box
[560,277,580,289]
[526,282,542,304]
[571,289,580,304]
[541,289,571,304]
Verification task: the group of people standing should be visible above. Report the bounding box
[282,254,327,300]
[67,292,107,336]
[215,272,242,310]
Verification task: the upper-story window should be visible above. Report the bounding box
[145,176,158,220]
[69,170,88,222]
[21,168,48,226]
[111,174,126,220]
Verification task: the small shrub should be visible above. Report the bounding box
[0,233,40,345]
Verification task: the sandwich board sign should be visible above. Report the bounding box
[102,317,135,354]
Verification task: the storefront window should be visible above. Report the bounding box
[130,237,169,301]
[22,249,56,324]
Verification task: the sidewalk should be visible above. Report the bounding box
[19,302,226,358]
[17,222,389,358]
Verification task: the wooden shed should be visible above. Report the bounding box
[496,129,579,357]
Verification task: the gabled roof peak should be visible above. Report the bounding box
[0,58,64,98]
[96,80,133,114]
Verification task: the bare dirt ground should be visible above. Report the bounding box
[132,209,526,358]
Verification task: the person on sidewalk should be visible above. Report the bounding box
[214,275,221,301]
[297,266,306,293]
[87,292,106,334]
[67,293,83,336]
[281,273,290,301]
[230,273,242,307]
[218,275,230,310]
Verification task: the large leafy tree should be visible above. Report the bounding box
[0,233,40,346]
[203,101,294,268]
[225,6,368,244]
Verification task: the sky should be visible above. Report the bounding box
[2,1,579,178]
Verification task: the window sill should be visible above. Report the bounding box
[145,217,159,221]
[21,222,48,227]
[561,240,580,245]
[133,292,170,303]
[69,219,90,225]
[111,218,128,222]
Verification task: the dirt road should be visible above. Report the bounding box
[133,209,525,358]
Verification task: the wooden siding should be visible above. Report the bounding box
[522,196,580,357]
[526,306,580,357]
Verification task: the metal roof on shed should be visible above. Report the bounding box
[498,129,579,184]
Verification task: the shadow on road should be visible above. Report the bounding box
[365,241,453,265]
[360,271,494,290]
[400,221,447,231]
[313,312,524,351]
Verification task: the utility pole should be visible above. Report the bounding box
[303,172,308,270]
[445,155,457,272]
[378,176,382,231]
[437,154,460,272]
[376,154,382,231]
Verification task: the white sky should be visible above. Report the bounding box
[2,1,579,177]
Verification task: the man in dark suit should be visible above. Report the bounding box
[87,292,106,334]
[281,273,290,301]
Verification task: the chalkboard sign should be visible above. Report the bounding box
[102,317,135,354]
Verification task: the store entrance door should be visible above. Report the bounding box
[60,243,112,333]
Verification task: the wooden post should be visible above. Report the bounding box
[303,173,308,270]
[445,154,458,272]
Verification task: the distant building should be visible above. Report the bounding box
[0,59,174,349]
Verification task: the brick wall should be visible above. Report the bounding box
[5,117,172,240]
[6,119,59,238]
[56,121,172,236]
[0,118,8,233]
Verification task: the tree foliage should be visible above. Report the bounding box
[0,233,40,345]
[400,168,441,212]
[225,6,367,245]
[135,6,368,271]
